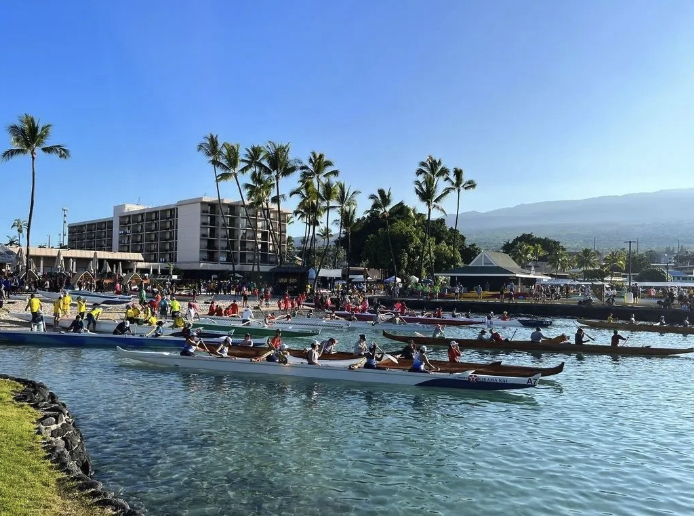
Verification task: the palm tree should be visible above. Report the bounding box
[368,188,398,281]
[530,243,546,269]
[218,142,261,276]
[197,133,236,275]
[341,204,358,283]
[603,249,626,279]
[547,250,572,273]
[312,179,339,291]
[414,156,450,279]
[510,243,533,267]
[10,218,27,246]
[332,181,360,267]
[576,248,599,279]
[299,152,339,263]
[264,142,298,265]
[444,167,476,247]
[2,114,70,272]
[244,169,279,263]
[5,235,19,246]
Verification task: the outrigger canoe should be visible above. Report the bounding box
[331,311,481,326]
[0,329,205,349]
[577,319,694,335]
[213,346,564,377]
[382,330,694,356]
[199,315,350,330]
[9,312,170,336]
[116,347,541,391]
[191,322,320,338]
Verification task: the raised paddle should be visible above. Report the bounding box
[374,343,399,364]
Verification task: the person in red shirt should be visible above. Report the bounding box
[229,300,239,316]
[207,301,217,316]
[491,331,504,342]
[215,305,224,316]
[434,307,443,318]
[447,341,462,363]
[223,304,234,317]
[269,329,282,349]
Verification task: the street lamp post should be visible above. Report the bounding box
[624,240,636,289]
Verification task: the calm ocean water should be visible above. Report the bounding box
[2,319,694,515]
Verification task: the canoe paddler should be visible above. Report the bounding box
[210,336,237,358]
[408,346,439,373]
[658,315,666,326]
[320,337,338,354]
[180,333,207,357]
[607,313,614,323]
[447,341,462,363]
[113,320,133,335]
[683,317,690,328]
[629,314,636,324]
[611,329,627,347]
[574,328,591,345]
[397,340,417,359]
[306,341,321,365]
[364,343,385,369]
[530,327,550,343]
[353,334,368,356]
[252,343,289,364]
[269,329,282,349]
[477,329,490,341]
[145,320,165,338]
[432,324,445,338]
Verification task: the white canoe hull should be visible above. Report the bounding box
[199,315,351,330]
[116,348,540,390]
[37,290,133,305]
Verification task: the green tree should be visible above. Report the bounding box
[510,242,533,267]
[547,250,572,273]
[10,218,27,246]
[332,181,360,267]
[264,141,298,264]
[368,188,398,280]
[313,179,339,290]
[575,248,599,279]
[637,267,670,282]
[2,114,70,272]
[197,133,236,275]
[603,249,626,276]
[218,142,260,275]
[414,156,450,279]
[501,233,564,257]
[444,167,476,248]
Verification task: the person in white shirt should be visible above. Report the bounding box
[354,334,368,356]
[240,333,254,346]
[240,307,254,324]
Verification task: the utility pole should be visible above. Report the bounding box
[636,238,639,254]
[624,240,636,289]
[47,234,51,248]
[62,207,69,247]
[593,237,596,251]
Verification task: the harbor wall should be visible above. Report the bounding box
[1,374,144,516]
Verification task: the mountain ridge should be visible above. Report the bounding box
[447,188,694,251]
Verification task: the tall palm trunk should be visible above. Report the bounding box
[234,176,260,278]
[313,207,331,292]
[264,201,281,261]
[385,216,398,282]
[419,210,432,279]
[454,190,461,250]
[26,154,36,272]
[275,178,284,265]
[333,216,343,268]
[214,165,236,276]
[301,219,310,266]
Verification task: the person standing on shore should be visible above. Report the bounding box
[25,294,43,327]
[53,296,63,329]
[76,296,87,320]
[61,291,72,317]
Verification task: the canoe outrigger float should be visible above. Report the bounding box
[116,347,542,391]
[577,319,694,335]
[381,330,694,356]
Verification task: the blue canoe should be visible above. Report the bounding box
[0,329,193,349]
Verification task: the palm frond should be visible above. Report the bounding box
[41,144,70,159]
[1,147,28,162]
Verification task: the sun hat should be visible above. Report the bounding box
[420,346,428,352]
[280,343,288,351]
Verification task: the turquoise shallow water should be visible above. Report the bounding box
[2,319,694,515]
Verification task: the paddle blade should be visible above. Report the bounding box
[383,353,399,364]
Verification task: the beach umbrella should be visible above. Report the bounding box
[14,247,24,270]
[54,249,65,272]
[68,258,74,274]
[117,261,123,276]
[0,244,17,264]
[102,260,111,274]
[92,251,99,273]
[149,264,153,277]
[28,258,36,271]
[384,276,401,284]
[157,263,161,275]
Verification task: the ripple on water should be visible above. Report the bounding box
[2,328,694,516]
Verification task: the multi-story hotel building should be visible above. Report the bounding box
[67,197,288,276]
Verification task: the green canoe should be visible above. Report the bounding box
[191,322,320,338]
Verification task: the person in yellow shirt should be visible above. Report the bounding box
[25,294,43,321]
[76,297,87,320]
[61,292,72,316]
[170,297,181,317]
[86,306,103,332]
[53,296,63,328]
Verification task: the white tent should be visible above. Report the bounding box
[101,260,111,274]
[91,252,99,273]
[68,258,74,274]
[116,261,123,276]
[384,276,402,284]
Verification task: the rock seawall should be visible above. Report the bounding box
[1,374,144,516]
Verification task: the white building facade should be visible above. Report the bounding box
[68,197,288,275]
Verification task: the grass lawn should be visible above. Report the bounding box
[0,379,110,516]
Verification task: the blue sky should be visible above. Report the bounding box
[2,1,694,245]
